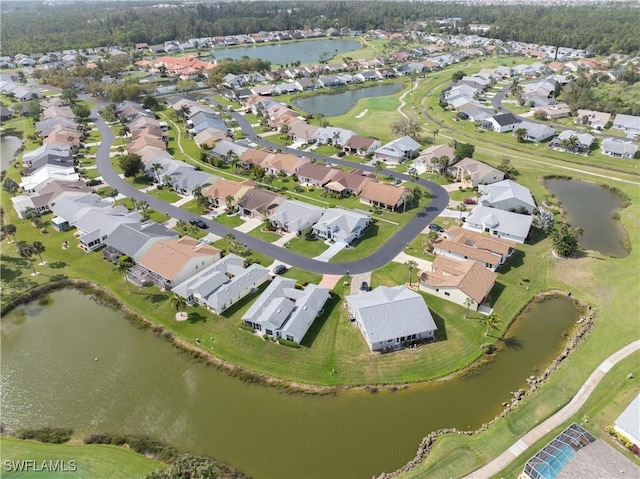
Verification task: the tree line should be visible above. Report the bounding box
[1,1,639,56]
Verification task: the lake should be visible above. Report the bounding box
[293,83,404,117]
[211,39,362,66]
[1,290,580,479]
[1,136,22,171]
[544,178,629,257]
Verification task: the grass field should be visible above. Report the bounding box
[0,438,166,479]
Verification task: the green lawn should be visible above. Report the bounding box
[285,236,329,258]
[146,188,181,204]
[248,223,282,243]
[313,145,340,156]
[281,267,322,286]
[0,438,166,479]
[403,234,437,262]
[213,213,243,228]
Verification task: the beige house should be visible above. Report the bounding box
[419,256,497,310]
[359,182,411,211]
[413,144,455,174]
[203,178,254,209]
[450,158,505,187]
[434,226,515,271]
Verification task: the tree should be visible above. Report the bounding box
[17,241,37,275]
[151,162,164,183]
[463,297,476,318]
[390,117,422,138]
[481,314,502,337]
[3,178,19,196]
[176,220,188,235]
[117,256,134,291]
[497,158,517,177]
[225,233,236,253]
[451,70,465,82]
[118,124,130,139]
[142,95,160,111]
[533,110,547,121]
[226,150,240,173]
[224,194,235,213]
[451,141,475,162]
[456,202,467,219]
[119,154,144,177]
[170,294,188,320]
[514,127,527,143]
[193,186,209,211]
[2,223,17,242]
[72,104,91,124]
[373,160,385,180]
[60,88,77,106]
[405,260,418,286]
[178,104,191,122]
[31,241,46,264]
[431,128,439,144]
[553,223,583,257]
[280,124,290,140]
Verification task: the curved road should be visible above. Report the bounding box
[465,339,640,479]
[93,104,449,275]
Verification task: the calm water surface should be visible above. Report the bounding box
[293,83,404,117]
[1,136,22,170]
[544,178,629,257]
[211,39,362,65]
[1,290,579,479]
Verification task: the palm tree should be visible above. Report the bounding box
[2,223,17,242]
[170,294,188,320]
[117,257,133,292]
[109,188,119,207]
[373,160,385,181]
[432,128,439,144]
[405,260,418,286]
[176,220,188,235]
[481,314,502,337]
[463,297,476,318]
[151,163,164,183]
[118,124,130,139]
[553,224,583,257]
[456,203,467,220]
[17,241,37,275]
[280,124,290,140]
[31,241,46,265]
[178,105,191,122]
[224,194,235,212]
[225,233,236,253]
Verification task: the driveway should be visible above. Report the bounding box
[349,271,372,295]
[234,217,263,233]
[313,242,347,262]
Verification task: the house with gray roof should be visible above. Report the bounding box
[549,130,595,154]
[209,139,248,161]
[242,277,330,343]
[515,121,555,142]
[464,205,533,244]
[374,136,421,164]
[74,206,142,252]
[314,126,356,147]
[479,179,536,214]
[458,105,494,122]
[172,254,270,315]
[614,393,640,446]
[268,200,324,234]
[612,114,640,137]
[450,158,505,187]
[312,208,371,245]
[22,143,73,172]
[103,221,178,262]
[601,138,638,159]
[51,193,111,226]
[346,285,437,352]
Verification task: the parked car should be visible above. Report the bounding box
[337,151,346,157]
[189,218,208,229]
[428,223,444,233]
[273,264,287,275]
[359,281,369,292]
[463,198,477,205]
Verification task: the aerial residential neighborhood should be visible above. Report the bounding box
[0,1,638,479]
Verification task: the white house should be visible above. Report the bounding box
[268,199,324,234]
[614,394,640,447]
[515,121,555,142]
[464,205,533,244]
[601,138,638,159]
[481,113,521,133]
[612,114,640,137]
[312,208,371,245]
[345,286,437,352]
[479,179,536,214]
[374,136,421,164]
[435,225,515,271]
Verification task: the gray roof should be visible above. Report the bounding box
[375,135,421,158]
[556,130,594,147]
[346,286,437,344]
[517,120,555,140]
[615,393,640,443]
[465,206,533,240]
[460,105,494,121]
[243,276,297,323]
[613,113,640,131]
[104,221,178,259]
[313,208,370,242]
[490,112,520,126]
[480,180,536,210]
[602,138,638,156]
[279,284,330,341]
[268,199,324,232]
[173,170,217,193]
[51,193,110,224]
[210,139,248,159]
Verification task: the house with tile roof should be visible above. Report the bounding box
[312,208,371,244]
[575,110,611,130]
[479,179,536,214]
[242,276,330,343]
[268,200,324,234]
[346,285,437,352]
[413,144,455,174]
[464,205,533,244]
[171,254,269,314]
[261,152,309,176]
[324,170,373,197]
[359,182,411,211]
[296,163,340,187]
[236,188,285,219]
[374,136,421,164]
[434,226,515,271]
[203,178,254,209]
[128,236,221,290]
[419,256,497,310]
[342,136,381,156]
[450,158,505,187]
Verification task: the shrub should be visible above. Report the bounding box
[481,343,497,355]
[239,322,254,332]
[17,427,73,444]
[277,338,300,348]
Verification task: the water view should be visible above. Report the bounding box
[0,136,22,171]
[1,290,580,479]
[293,83,404,117]
[544,177,629,257]
[210,39,362,66]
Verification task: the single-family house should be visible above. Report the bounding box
[268,199,324,234]
[74,206,143,252]
[601,138,638,159]
[374,136,421,164]
[11,180,91,219]
[296,163,340,187]
[479,179,536,214]
[451,158,505,187]
[236,188,285,219]
[612,114,640,137]
[458,105,494,123]
[532,103,571,120]
[240,148,272,170]
[315,127,356,147]
[312,208,371,244]
[435,226,515,271]
[242,277,330,343]
[203,178,254,208]
[549,130,595,154]
[287,121,322,145]
[193,128,227,148]
[171,254,269,314]
[261,153,309,176]
[22,143,73,172]
[614,394,640,447]
[343,136,381,156]
[575,110,611,130]
[127,236,221,290]
[464,205,533,244]
[515,121,555,142]
[346,286,437,352]
[413,144,454,174]
[419,256,497,310]
[324,170,373,197]
[481,113,521,133]
[359,182,411,211]
[102,221,178,263]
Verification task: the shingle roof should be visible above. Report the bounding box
[491,112,520,126]
[420,256,497,304]
[360,182,410,207]
[465,206,533,240]
[104,221,178,259]
[480,179,536,210]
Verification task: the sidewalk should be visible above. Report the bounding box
[465,340,640,478]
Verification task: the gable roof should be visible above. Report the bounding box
[104,221,178,259]
[313,208,370,235]
[420,256,497,304]
[491,112,520,126]
[465,205,533,240]
[480,179,536,210]
[296,163,340,184]
[236,188,285,213]
[454,158,504,182]
[438,225,514,267]
[268,199,324,231]
[203,178,254,201]
[360,182,410,207]
[601,138,638,156]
